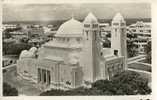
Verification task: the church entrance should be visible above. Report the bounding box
[38,68,51,85]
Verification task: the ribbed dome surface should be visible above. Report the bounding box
[55,18,83,37]
[29,47,37,53]
[20,50,33,59]
[113,13,124,21]
[20,47,37,59]
[84,12,98,23]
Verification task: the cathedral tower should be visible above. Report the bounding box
[81,12,100,82]
[111,13,127,69]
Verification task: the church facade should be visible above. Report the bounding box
[17,12,127,90]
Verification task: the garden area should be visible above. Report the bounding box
[40,71,151,96]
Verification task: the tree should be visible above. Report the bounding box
[3,82,18,96]
[145,41,151,64]
[3,42,32,55]
[3,30,11,39]
[40,71,151,96]
[127,39,138,58]
[102,39,111,48]
[127,33,138,58]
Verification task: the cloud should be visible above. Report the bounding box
[3,3,151,22]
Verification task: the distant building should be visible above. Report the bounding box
[17,12,127,90]
[27,25,44,38]
[3,24,18,30]
[99,23,111,38]
[9,31,28,40]
[127,21,151,54]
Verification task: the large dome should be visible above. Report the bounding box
[55,18,83,37]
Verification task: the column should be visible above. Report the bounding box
[46,70,48,84]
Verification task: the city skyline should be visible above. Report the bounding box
[3,3,151,22]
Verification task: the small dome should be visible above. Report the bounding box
[20,49,36,59]
[84,12,98,23]
[29,47,37,53]
[55,18,83,37]
[113,13,124,21]
[20,50,28,57]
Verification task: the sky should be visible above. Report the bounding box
[3,3,151,22]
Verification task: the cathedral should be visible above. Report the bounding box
[17,12,127,90]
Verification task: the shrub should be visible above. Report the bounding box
[3,82,18,96]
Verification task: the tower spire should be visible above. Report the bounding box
[71,13,74,19]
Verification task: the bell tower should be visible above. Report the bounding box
[81,12,100,82]
[111,13,127,69]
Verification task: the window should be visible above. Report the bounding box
[92,24,98,28]
[114,50,118,56]
[76,38,80,42]
[67,38,70,42]
[121,28,124,33]
[148,30,151,33]
[100,52,103,56]
[121,23,125,26]
[86,30,89,40]
[62,38,65,41]
[24,70,28,73]
[94,30,97,40]
[140,30,143,32]
[115,29,118,37]
[84,24,90,28]
[66,81,71,85]
[10,60,13,64]
[132,29,136,32]
[113,23,119,26]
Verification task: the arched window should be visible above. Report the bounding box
[86,30,89,40]
[94,30,97,40]
[115,29,118,37]
[92,24,98,28]
[84,24,90,28]
[113,23,119,26]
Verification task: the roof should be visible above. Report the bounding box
[44,56,63,62]
[55,18,83,37]
[84,12,98,23]
[44,41,82,49]
[113,13,124,22]
[101,48,112,56]
[19,47,37,59]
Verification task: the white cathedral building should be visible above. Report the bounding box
[17,12,127,90]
